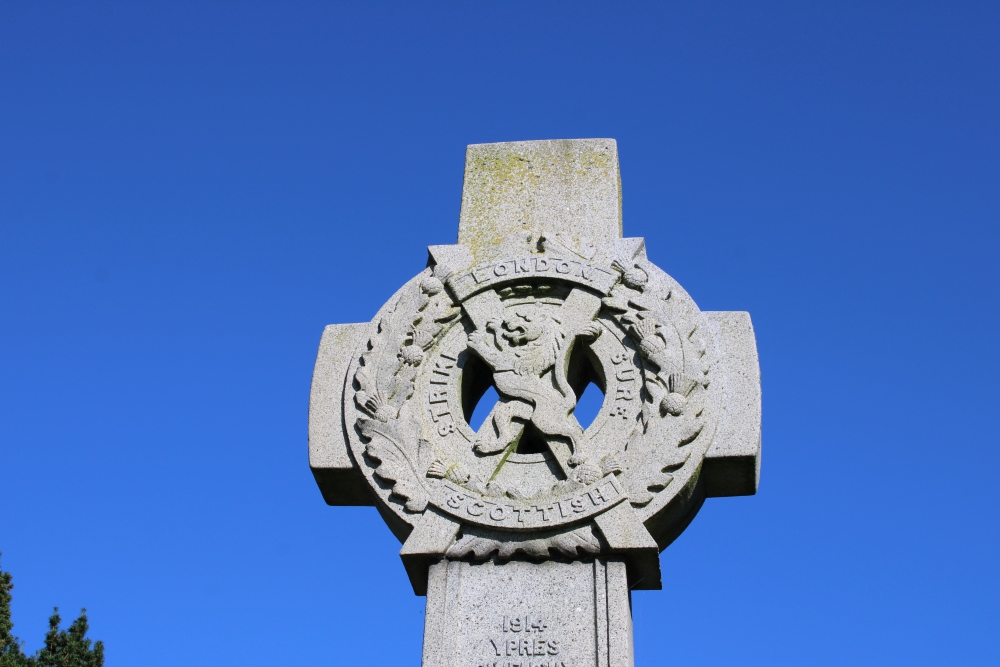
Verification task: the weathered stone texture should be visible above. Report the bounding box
[309,139,762,667]
[458,139,622,264]
[423,559,633,667]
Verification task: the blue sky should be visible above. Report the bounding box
[1,2,997,665]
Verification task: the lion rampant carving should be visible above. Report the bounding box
[466,305,602,470]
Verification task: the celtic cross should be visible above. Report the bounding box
[309,139,761,667]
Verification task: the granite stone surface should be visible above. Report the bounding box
[309,139,762,666]
[423,558,633,667]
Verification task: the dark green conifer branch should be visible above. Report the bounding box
[0,555,103,667]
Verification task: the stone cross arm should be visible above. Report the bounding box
[309,316,760,505]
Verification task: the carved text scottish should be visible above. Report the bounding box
[436,476,625,530]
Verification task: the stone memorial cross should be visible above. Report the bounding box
[309,139,761,667]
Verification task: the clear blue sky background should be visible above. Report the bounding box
[2,2,998,665]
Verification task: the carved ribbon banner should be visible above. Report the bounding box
[434,476,627,531]
[447,256,618,301]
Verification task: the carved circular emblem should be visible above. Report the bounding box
[344,239,715,555]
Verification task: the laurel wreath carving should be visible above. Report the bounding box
[603,262,713,508]
[352,258,714,528]
[353,270,459,513]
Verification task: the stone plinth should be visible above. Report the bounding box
[424,559,632,667]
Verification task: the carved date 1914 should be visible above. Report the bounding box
[480,614,566,667]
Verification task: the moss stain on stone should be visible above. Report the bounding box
[458,140,621,259]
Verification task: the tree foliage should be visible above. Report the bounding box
[0,556,103,667]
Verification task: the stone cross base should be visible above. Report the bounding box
[423,558,634,667]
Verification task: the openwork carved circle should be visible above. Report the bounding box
[343,243,716,546]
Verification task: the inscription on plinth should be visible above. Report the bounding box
[481,614,564,666]
[423,559,632,667]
